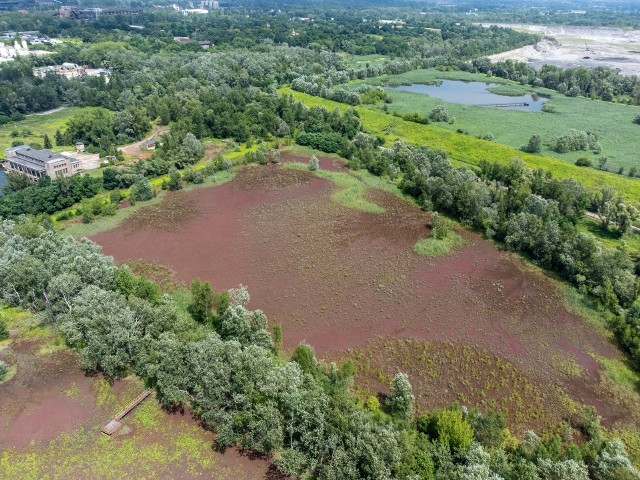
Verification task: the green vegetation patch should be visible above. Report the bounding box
[413,232,463,257]
[594,354,640,394]
[285,161,399,213]
[0,107,82,152]
[363,68,640,172]
[0,363,17,384]
[283,89,640,201]
[0,407,218,480]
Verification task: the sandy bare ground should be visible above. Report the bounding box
[118,124,168,161]
[482,23,640,75]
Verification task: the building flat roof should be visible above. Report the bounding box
[6,145,66,164]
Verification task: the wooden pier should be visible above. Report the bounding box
[101,389,153,436]
[479,102,530,108]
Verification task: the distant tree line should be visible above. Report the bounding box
[1,217,639,480]
[472,58,640,106]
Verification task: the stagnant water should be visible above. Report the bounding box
[391,80,546,112]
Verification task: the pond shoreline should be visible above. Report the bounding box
[390,80,547,112]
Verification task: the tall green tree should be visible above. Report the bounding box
[190,279,214,324]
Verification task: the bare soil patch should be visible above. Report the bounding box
[91,163,637,432]
[483,23,640,75]
[118,125,168,161]
[0,333,269,479]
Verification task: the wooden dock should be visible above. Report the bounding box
[479,102,530,108]
[101,389,153,435]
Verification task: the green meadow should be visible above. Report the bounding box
[341,53,389,69]
[0,107,83,153]
[282,88,640,201]
[360,69,640,173]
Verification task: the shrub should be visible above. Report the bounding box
[56,211,74,222]
[387,372,414,419]
[431,212,452,240]
[0,360,7,379]
[109,189,123,204]
[190,279,214,323]
[575,157,593,167]
[309,155,319,171]
[552,130,599,153]
[521,134,542,154]
[291,343,317,375]
[296,132,343,153]
[101,203,118,216]
[0,321,8,341]
[130,175,154,202]
[418,408,474,453]
[429,105,452,123]
[183,168,204,184]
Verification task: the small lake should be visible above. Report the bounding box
[391,80,546,112]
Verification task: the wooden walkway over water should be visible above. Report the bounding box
[101,389,153,435]
[479,102,530,108]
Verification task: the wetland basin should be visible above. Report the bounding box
[391,80,546,111]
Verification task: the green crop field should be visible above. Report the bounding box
[282,88,640,201]
[359,69,640,173]
[0,107,83,154]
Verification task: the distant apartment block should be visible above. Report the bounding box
[58,6,142,20]
[200,1,219,9]
[4,145,100,181]
[33,63,111,81]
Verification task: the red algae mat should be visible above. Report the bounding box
[91,161,639,431]
[0,339,270,479]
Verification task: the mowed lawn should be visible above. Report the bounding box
[360,69,640,173]
[282,88,640,201]
[0,107,83,153]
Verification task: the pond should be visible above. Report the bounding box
[0,170,5,195]
[391,80,546,112]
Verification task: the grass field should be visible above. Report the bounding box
[0,107,83,153]
[284,161,404,213]
[282,88,640,201]
[359,69,640,172]
[413,230,463,257]
[341,53,389,69]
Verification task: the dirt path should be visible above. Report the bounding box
[118,124,168,161]
[28,106,67,116]
[585,210,640,234]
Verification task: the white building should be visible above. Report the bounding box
[4,145,100,181]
